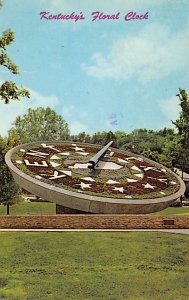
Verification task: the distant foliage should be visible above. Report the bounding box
[69,128,179,168]
[10,107,70,143]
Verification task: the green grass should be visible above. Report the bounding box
[0,201,189,215]
[0,201,56,215]
[0,232,188,300]
[153,206,189,216]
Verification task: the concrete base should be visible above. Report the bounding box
[56,204,91,214]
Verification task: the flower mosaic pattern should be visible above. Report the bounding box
[13,143,180,199]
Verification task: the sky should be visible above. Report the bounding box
[0,0,189,136]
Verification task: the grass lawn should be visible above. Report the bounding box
[0,232,189,300]
[153,206,189,216]
[0,201,56,215]
[0,201,189,216]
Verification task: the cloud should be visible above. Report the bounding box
[82,22,189,83]
[61,104,76,118]
[0,89,61,137]
[70,120,88,134]
[0,88,89,137]
[159,96,180,124]
[61,104,89,133]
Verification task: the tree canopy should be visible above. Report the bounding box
[172,89,189,171]
[0,135,20,213]
[172,89,189,147]
[10,107,70,143]
[0,28,30,103]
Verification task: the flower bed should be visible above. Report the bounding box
[12,142,180,200]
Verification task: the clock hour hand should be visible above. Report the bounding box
[88,141,113,170]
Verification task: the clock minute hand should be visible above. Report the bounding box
[88,141,113,170]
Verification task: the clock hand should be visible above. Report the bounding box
[88,141,113,170]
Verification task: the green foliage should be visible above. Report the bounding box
[7,128,22,148]
[0,81,30,104]
[0,28,30,103]
[68,126,183,168]
[71,131,91,143]
[0,232,189,299]
[153,206,189,215]
[0,28,15,50]
[0,201,56,215]
[10,107,70,143]
[173,89,189,142]
[110,128,179,168]
[172,89,189,171]
[0,136,20,207]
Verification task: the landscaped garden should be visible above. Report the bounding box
[0,232,188,300]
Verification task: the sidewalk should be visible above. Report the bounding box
[0,229,189,234]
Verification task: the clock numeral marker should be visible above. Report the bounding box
[16,160,23,164]
[50,162,61,168]
[143,183,156,189]
[20,149,26,152]
[107,179,119,184]
[81,177,95,182]
[158,178,168,184]
[127,178,138,183]
[24,159,48,167]
[118,158,129,164]
[26,150,49,158]
[77,152,89,156]
[49,171,66,180]
[73,146,85,152]
[62,170,72,176]
[51,155,61,160]
[135,174,143,178]
[59,152,70,156]
[77,182,91,189]
[131,166,141,172]
[160,192,166,195]
[113,187,124,193]
[41,144,61,152]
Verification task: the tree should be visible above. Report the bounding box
[69,132,91,143]
[0,28,30,103]
[0,136,20,214]
[7,128,22,148]
[172,89,189,147]
[172,89,189,172]
[90,131,116,145]
[10,107,70,143]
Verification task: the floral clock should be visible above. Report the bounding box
[5,141,185,214]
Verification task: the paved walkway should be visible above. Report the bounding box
[0,229,189,234]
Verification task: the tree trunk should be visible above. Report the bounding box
[6,204,10,215]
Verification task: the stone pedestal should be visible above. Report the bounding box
[56,204,91,214]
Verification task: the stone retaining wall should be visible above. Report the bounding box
[0,215,189,229]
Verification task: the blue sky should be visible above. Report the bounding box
[0,0,189,136]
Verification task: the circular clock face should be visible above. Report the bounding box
[6,141,185,214]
